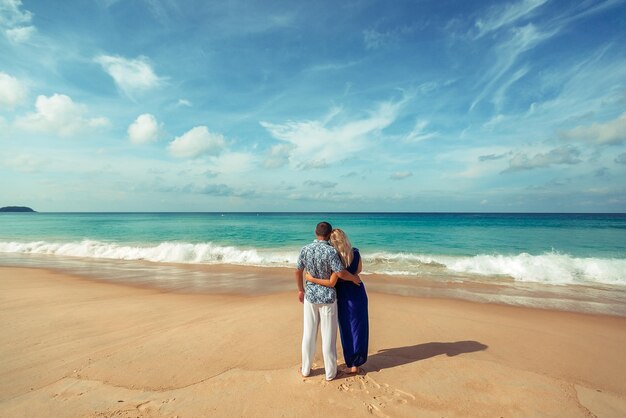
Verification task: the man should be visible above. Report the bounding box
[296,221,360,381]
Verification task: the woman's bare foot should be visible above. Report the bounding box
[350,366,358,374]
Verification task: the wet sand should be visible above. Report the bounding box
[1,266,625,417]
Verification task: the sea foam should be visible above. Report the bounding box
[0,240,624,287]
[439,252,626,285]
[0,240,297,266]
[347,251,625,286]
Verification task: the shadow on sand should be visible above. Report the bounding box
[305,341,488,379]
[363,340,488,372]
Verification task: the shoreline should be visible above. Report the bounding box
[2,253,625,317]
[1,266,626,417]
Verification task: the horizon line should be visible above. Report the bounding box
[3,211,625,215]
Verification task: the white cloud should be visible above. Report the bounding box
[479,152,510,161]
[506,23,555,53]
[470,24,557,111]
[0,0,31,24]
[553,0,625,29]
[518,44,624,130]
[0,72,26,107]
[5,24,34,42]
[94,55,164,97]
[261,98,406,169]
[3,153,47,172]
[475,0,548,38]
[390,171,413,180]
[363,29,390,50]
[561,112,626,145]
[128,113,160,144]
[363,24,419,50]
[195,183,236,197]
[439,147,512,180]
[303,180,337,188]
[168,126,226,158]
[404,120,438,142]
[15,94,109,137]
[176,99,192,107]
[263,143,292,168]
[492,66,528,110]
[504,146,581,172]
[211,151,255,175]
[306,61,360,73]
[0,0,35,43]
[483,114,507,130]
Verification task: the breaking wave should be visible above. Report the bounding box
[0,240,624,286]
[0,240,297,266]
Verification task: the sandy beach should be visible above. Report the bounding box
[1,266,625,418]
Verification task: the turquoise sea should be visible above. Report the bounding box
[1,212,625,314]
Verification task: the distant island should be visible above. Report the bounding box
[0,206,36,212]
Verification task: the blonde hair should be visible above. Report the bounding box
[330,228,353,268]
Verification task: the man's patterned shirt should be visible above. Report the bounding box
[296,239,345,304]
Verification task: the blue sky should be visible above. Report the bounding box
[0,0,625,212]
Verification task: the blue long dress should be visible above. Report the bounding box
[336,248,369,368]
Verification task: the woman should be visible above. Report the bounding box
[306,228,369,373]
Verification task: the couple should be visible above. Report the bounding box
[295,221,369,381]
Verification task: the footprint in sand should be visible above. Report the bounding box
[93,399,176,418]
[338,374,415,417]
[299,363,331,385]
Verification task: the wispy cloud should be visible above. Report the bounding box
[470,24,557,111]
[560,111,626,145]
[362,23,420,50]
[196,183,237,197]
[140,0,183,27]
[262,144,292,169]
[390,171,412,180]
[5,24,34,42]
[156,181,255,198]
[615,153,626,165]
[519,44,623,128]
[474,0,548,38]
[550,0,625,29]
[2,153,48,173]
[478,152,510,161]
[94,55,165,97]
[404,120,438,142]
[482,114,508,130]
[492,66,529,111]
[261,97,408,170]
[210,152,256,175]
[504,146,581,172]
[305,61,360,73]
[175,99,192,107]
[303,180,337,188]
[15,94,109,137]
[178,2,296,38]
[363,29,391,50]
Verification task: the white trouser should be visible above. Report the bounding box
[301,299,338,381]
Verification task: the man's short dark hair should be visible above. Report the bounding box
[315,221,332,238]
